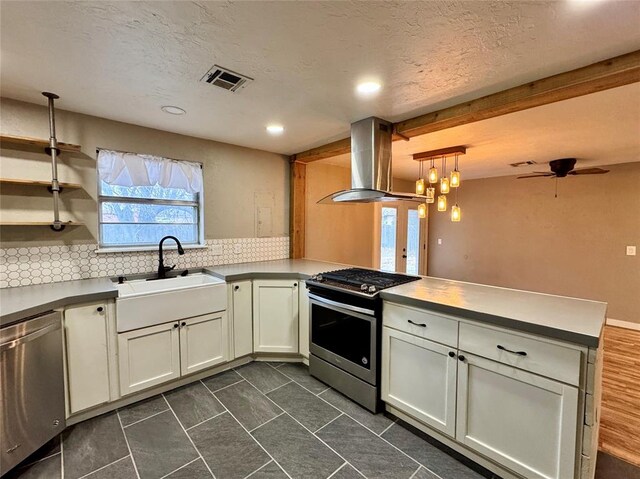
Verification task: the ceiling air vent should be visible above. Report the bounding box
[509,160,538,167]
[200,65,253,92]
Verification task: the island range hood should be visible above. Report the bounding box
[318,117,426,204]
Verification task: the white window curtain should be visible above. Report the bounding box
[97,149,203,194]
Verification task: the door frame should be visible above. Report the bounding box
[373,202,428,275]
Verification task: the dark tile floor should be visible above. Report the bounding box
[6,361,639,479]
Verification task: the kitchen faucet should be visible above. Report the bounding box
[157,236,185,279]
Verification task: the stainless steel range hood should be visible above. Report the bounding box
[318,117,426,204]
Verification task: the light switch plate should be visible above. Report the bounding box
[626,246,636,256]
[212,244,223,256]
[234,243,242,255]
[438,238,443,245]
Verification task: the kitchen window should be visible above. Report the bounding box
[97,149,204,250]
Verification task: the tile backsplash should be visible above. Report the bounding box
[0,236,289,288]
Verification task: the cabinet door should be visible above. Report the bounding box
[381,327,457,437]
[118,322,180,396]
[231,281,253,358]
[253,280,299,353]
[64,302,111,414]
[298,282,310,359]
[180,312,228,376]
[456,353,578,479]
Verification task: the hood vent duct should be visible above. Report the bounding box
[318,117,426,204]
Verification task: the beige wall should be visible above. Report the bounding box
[428,162,640,324]
[0,97,289,246]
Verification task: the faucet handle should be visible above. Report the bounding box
[164,265,176,272]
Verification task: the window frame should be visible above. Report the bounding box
[96,152,205,252]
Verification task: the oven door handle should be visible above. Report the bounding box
[308,293,375,317]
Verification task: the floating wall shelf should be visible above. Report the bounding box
[0,221,84,228]
[0,178,83,193]
[0,134,82,154]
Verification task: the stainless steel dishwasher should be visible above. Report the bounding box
[1,311,65,474]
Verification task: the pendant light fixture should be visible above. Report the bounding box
[451,153,461,188]
[425,186,435,203]
[437,194,447,211]
[428,158,438,184]
[440,156,450,194]
[418,202,427,218]
[415,161,426,195]
[451,184,461,221]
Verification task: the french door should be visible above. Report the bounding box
[377,203,427,275]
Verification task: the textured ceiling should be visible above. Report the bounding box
[1,1,639,156]
[326,83,640,180]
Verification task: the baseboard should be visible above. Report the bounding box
[606,318,640,331]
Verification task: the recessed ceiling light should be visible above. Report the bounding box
[161,105,186,115]
[266,125,284,135]
[356,81,382,95]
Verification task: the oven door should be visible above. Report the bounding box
[309,293,377,385]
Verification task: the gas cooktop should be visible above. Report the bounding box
[307,268,421,295]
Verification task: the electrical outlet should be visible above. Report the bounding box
[234,243,242,255]
[438,238,443,245]
[211,244,223,256]
[626,246,636,256]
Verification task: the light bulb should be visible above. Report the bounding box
[451,204,461,222]
[437,195,447,212]
[451,170,460,188]
[428,166,438,184]
[415,178,426,195]
[426,187,435,203]
[418,203,427,218]
[440,177,450,194]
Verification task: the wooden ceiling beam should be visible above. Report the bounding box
[292,50,640,162]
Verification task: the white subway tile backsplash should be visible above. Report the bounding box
[0,236,289,288]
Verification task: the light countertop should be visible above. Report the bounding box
[203,259,348,281]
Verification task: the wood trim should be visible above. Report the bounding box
[290,159,306,259]
[413,146,467,161]
[599,325,640,467]
[292,50,640,161]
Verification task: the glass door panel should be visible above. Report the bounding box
[380,207,397,272]
[406,209,420,275]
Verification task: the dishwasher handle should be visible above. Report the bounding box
[0,322,60,352]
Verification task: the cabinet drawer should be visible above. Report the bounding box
[459,322,582,386]
[383,302,458,348]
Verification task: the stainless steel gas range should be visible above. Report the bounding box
[306,268,420,412]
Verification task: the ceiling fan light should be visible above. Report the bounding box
[451,204,461,222]
[440,177,450,194]
[418,203,427,219]
[437,195,447,212]
[415,178,426,195]
[451,170,460,188]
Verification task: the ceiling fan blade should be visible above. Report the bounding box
[517,173,555,179]
[568,168,610,175]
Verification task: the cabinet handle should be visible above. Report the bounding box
[234,285,240,291]
[458,355,466,362]
[448,351,456,358]
[96,306,104,313]
[408,319,426,328]
[181,322,186,327]
[497,345,527,356]
[173,323,179,329]
[293,283,297,287]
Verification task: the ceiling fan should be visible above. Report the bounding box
[517,158,610,179]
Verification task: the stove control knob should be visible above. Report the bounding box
[368,285,377,293]
[360,284,369,291]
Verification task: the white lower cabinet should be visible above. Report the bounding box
[64,302,112,414]
[230,281,253,358]
[456,352,578,479]
[180,312,227,375]
[381,327,457,437]
[253,279,299,353]
[298,282,310,359]
[118,321,181,396]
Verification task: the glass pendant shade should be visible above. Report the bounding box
[415,178,426,195]
[451,204,461,222]
[425,187,435,203]
[440,176,450,194]
[437,195,447,211]
[428,166,438,184]
[450,170,460,188]
[418,203,427,218]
